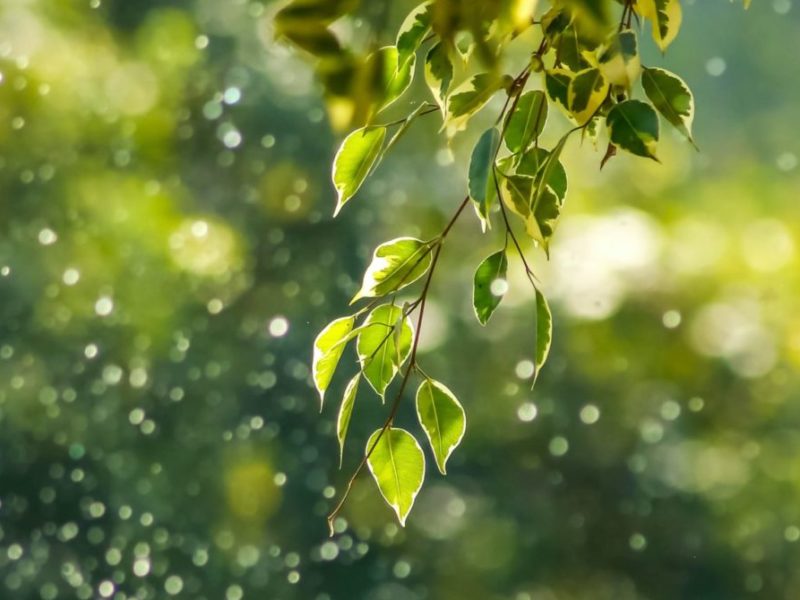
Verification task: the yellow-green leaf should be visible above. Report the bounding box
[332,126,386,216]
[534,289,553,383]
[356,304,413,399]
[397,1,433,66]
[336,374,359,467]
[366,427,425,526]
[312,316,355,406]
[445,73,511,135]
[424,41,454,113]
[636,0,682,52]
[351,237,433,303]
[567,67,609,124]
[416,379,466,474]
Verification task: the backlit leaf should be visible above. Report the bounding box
[397,2,433,66]
[415,379,466,474]
[332,126,386,215]
[336,374,359,467]
[366,428,425,526]
[534,289,553,382]
[424,42,454,112]
[312,316,355,406]
[636,0,682,52]
[356,304,413,399]
[445,73,512,134]
[351,237,433,303]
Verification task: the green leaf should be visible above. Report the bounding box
[636,0,682,52]
[370,46,416,112]
[532,185,563,251]
[598,29,641,90]
[415,379,466,474]
[642,67,696,147]
[424,42,454,113]
[336,374,359,467]
[397,1,432,66]
[473,250,508,325]
[504,90,548,154]
[332,126,386,216]
[468,127,501,230]
[545,69,574,116]
[534,289,553,383]
[351,237,433,303]
[606,99,660,160]
[567,67,609,125]
[517,147,568,202]
[445,73,512,134]
[366,427,425,526]
[312,316,356,406]
[356,304,413,399]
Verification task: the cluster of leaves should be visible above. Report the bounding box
[276,0,751,530]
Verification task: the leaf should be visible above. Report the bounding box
[517,147,568,202]
[397,1,433,66]
[598,29,641,91]
[468,127,501,230]
[567,67,609,125]
[332,126,386,216]
[366,427,425,526]
[545,69,574,115]
[370,46,416,112]
[312,316,356,406]
[351,237,433,303]
[606,99,660,160]
[534,289,553,383]
[642,67,696,147]
[532,185,563,251]
[636,0,682,52]
[504,90,548,154]
[415,379,466,474]
[445,73,512,134]
[336,374,359,467]
[356,304,413,399]
[424,42,454,113]
[473,250,508,325]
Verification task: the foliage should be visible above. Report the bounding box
[279,0,752,529]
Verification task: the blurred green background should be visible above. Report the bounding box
[1,1,799,599]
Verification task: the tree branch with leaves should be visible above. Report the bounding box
[275,0,751,532]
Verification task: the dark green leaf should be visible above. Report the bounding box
[468,127,501,229]
[606,99,660,160]
[504,91,548,154]
[473,250,508,325]
[642,66,695,146]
